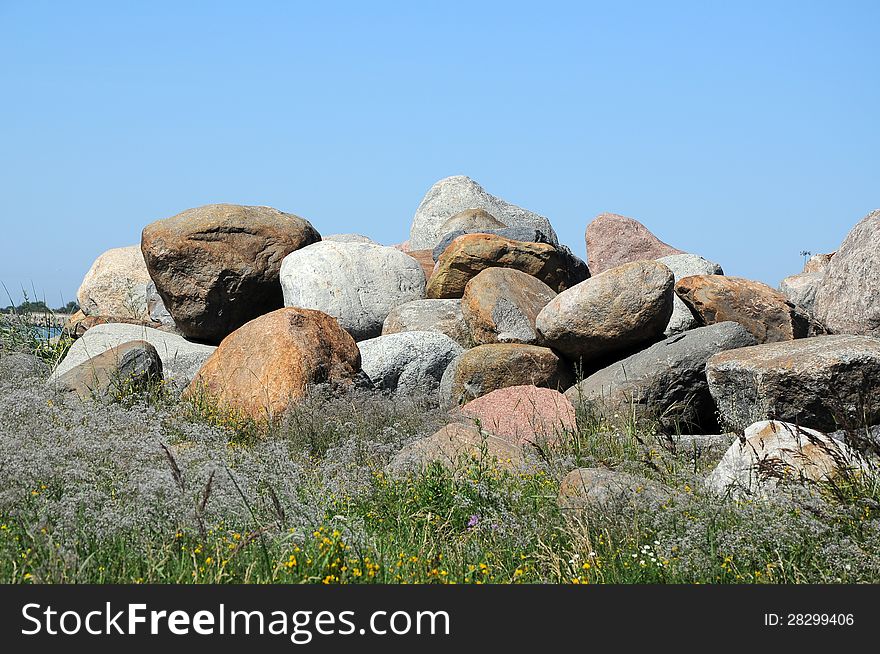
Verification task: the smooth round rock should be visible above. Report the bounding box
[280,241,426,341]
[358,331,462,395]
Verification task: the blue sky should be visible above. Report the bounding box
[1,1,877,307]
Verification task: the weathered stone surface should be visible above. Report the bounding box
[280,241,426,341]
[51,323,215,387]
[432,226,554,262]
[586,213,683,274]
[705,420,864,498]
[706,335,880,432]
[406,249,436,282]
[559,468,675,510]
[439,343,574,406]
[322,233,379,244]
[382,299,473,348]
[566,322,757,432]
[804,252,835,273]
[536,260,674,361]
[386,424,524,476]
[438,208,506,234]
[186,308,360,419]
[779,272,824,315]
[141,204,321,343]
[461,268,556,345]
[146,282,177,329]
[676,275,811,343]
[77,245,153,320]
[657,254,723,336]
[358,331,462,395]
[409,175,558,250]
[52,340,163,398]
[459,385,576,446]
[814,209,880,336]
[427,233,581,299]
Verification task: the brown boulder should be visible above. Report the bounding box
[535,260,674,361]
[676,275,810,343]
[459,385,576,446]
[585,213,683,274]
[440,343,574,405]
[186,308,360,419]
[141,204,321,344]
[426,233,578,299]
[461,268,556,345]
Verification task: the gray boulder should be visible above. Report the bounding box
[409,175,558,250]
[707,335,880,432]
[280,241,426,341]
[656,253,723,335]
[52,340,163,398]
[566,322,757,432]
[49,323,215,388]
[814,209,880,336]
[381,298,472,348]
[779,272,824,315]
[358,331,463,395]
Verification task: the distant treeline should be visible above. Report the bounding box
[1,300,79,315]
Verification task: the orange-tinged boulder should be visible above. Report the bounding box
[186,308,360,419]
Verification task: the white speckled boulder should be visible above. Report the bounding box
[280,241,426,341]
[358,331,462,395]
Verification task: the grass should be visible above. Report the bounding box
[1,325,880,584]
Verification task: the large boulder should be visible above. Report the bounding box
[77,245,153,320]
[358,331,462,395]
[280,241,426,341]
[50,323,215,387]
[566,322,757,432]
[427,234,579,298]
[585,213,683,274]
[536,260,674,361]
[675,275,811,343]
[461,268,556,345]
[656,254,723,335]
[440,344,574,406]
[51,340,163,398]
[186,308,361,419]
[382,299,472,348]
[459,385,576,446]
[409,175,558,250]
[705,420,864,498]
[141,204,320,344]
[778,272,824,315]
[387,423,524,476]
[814,209,880,336]
[706,335,880,432]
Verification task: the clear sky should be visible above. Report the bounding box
[1,1,877,307]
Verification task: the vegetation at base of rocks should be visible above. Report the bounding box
[2,342,880,585]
